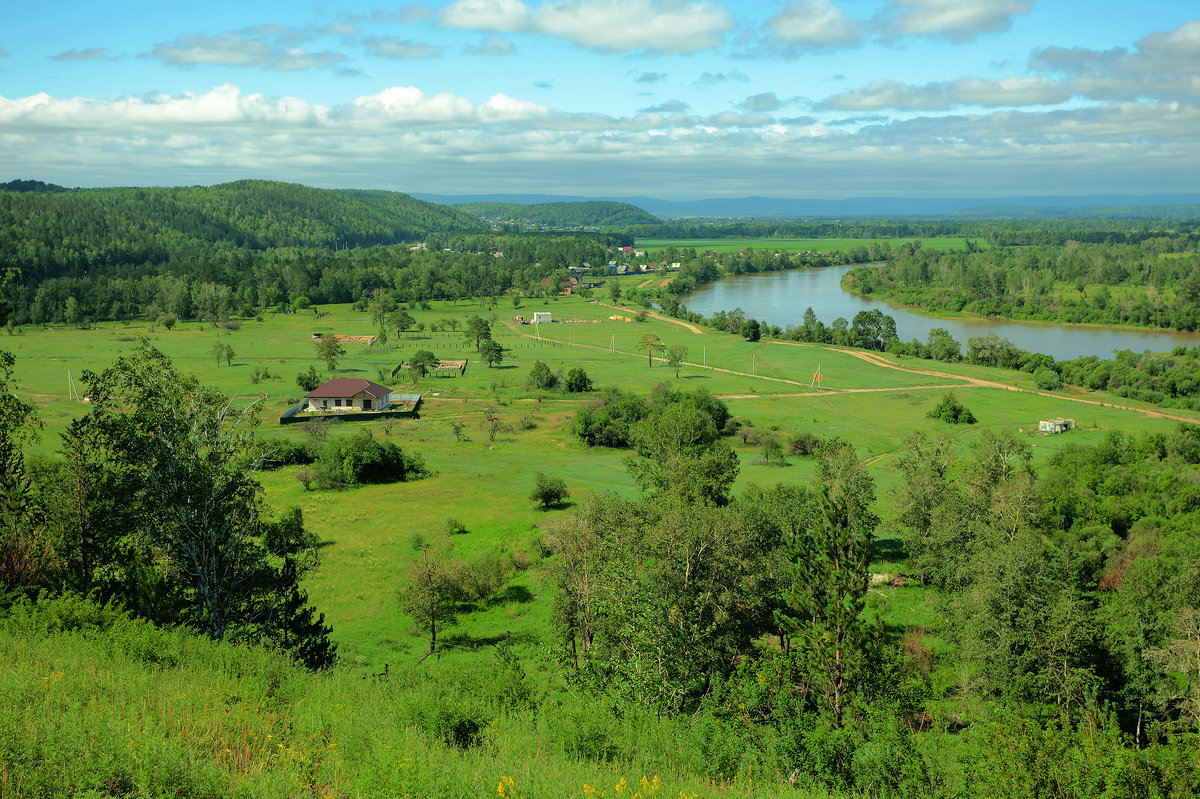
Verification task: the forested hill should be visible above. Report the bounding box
[0,180,486,280]
[454,200,659,227]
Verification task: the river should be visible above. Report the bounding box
[679,265,1200,361]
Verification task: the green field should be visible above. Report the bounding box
[5,291,1196,670]
[634,236,975,254]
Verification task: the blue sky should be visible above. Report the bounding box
[1,0,1198,198]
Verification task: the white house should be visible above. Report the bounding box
[304,379,392,413]
[532,312,552,324]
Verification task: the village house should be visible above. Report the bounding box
[304,378,393,413]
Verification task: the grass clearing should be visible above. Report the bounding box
[6,291,1198,669]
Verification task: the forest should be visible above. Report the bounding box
[848,239,1200,331]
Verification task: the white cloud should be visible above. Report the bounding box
[151,33,347,70]
[51,48,115,62]
[820,75,1073,110]
[1032,20,1200,102]
[640,99,689,113]
[820,80,951,110]
[695,70,749,86]
[953,76,1070,106]
[362,37,443,59]
[884,0,1031,43]
[441,0,733,54]
[4,84,1199,199]
[464,35,517,55]
[739,92,783,111]
[440,0,533,32]
[766,0,862,51]
[635,71,667,84]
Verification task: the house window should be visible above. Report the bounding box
[334,399,342,407]
[321,400,328,408]
[363,399,373,410]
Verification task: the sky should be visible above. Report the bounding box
[1,0,1198,199]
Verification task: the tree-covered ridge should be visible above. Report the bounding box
[849,239,1200,331]
[0,179,69,193]
[625,217,1200,245]
[456,200,659,227]
[0,180,486,282]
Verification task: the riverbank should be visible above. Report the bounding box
[681,266,1200,360]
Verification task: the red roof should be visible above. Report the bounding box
[305,379,391,399]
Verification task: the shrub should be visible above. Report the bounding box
[926,392,977,424]
[296,365,322,392]
[314,434,427,490]
[565,367,593,393]
[445,517,468,535]
[528,361,559,391]
[1033,366,1062,391]
[530,472,570,509]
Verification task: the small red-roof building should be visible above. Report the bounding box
[304,379,392,413]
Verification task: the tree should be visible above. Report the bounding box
[296,365,322,392]
[637,333,665,367]
[211,342,234,367]
[72,342,319,644]
[0,350,52,593]
[666,344,688,377]
[479,337,504,367]
[315,336,345,374]
[565,367,592,393]
[408,350,439,383]
[398,545,461,654]
[465,315,492,349]
[626,400,739,507]
[388,309,415,335]
[608,280,622,303]
[776,443,878,727]
[529,360,559,390]
[926,392,977,424]
[480,407,513,442]
[741,319,762,342]
[530,472,570,509]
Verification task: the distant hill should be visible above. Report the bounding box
[453,200,659,227]
[0,180,487,280]
[416,192,1200,220]
[1,179,69,193]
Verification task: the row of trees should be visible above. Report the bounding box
[851,240,1200,331]
[0,342,336,668]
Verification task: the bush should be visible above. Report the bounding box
[926,392,977,424]
[1033,366,1062,391]
[530,472,570,509]
[296,365,322,392]
[528,361,559,391]
[314,434,427,490]
[565,367,593,393]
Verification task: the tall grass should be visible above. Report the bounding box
[0,595,821,798]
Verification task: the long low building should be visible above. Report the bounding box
[303,378,392,412]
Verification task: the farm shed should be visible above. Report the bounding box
[1039,418,1076,434]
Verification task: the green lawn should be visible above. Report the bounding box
[6,292,1197,669]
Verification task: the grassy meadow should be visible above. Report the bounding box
[5,289,1197,673]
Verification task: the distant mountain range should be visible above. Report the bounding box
[413,192,1200,219]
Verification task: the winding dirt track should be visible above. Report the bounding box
[499,318,1200,424]
[592,301,706,334]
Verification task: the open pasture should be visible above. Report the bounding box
[5,291,1198,667]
